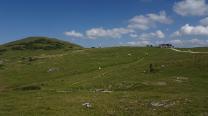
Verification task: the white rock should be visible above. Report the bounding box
[151,102,164,107]
[82,102,92,108]
[161,65,165,68]
[102,90,112,93]
[47,67,59,72]
[128,53,132,56]
[98,67,102,70]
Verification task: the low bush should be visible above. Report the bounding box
[17,85,41,91]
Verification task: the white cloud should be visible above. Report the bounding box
[64,30,83,38]
[127,38,208,47]
[173,0,208,16]
[133,30,165,40]
[85,27,134,39]
[170,39,184,46]
[188,38,207,45]
[127,40,152,46]
[65,11,171,39]
[128,11,173,30]
[200,17,208,26]
[169,39,208,47]
[173,24,208,36]
[155,30,165,38]
[129,33,138,38]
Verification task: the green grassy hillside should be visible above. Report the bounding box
[2,37,82,51]
[0,40,208,116]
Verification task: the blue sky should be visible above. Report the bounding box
[0,0,208,47]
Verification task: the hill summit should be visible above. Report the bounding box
[2,37,82,50]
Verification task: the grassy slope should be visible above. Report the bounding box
[0,47,208,116]
[3,37,82,50]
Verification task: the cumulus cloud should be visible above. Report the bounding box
[127,40,152,46]
[188,38,208,46]
[65,11,171,39]
[128,11,173,30]
[127,38,208,47]
[132,30,165,40]
[173,0,208,16]
[64,30,84,38]
[172,39,208,47]
[173,24,208,36]
[170,39,184,46]
[200,17,208,26]
[65,28,134,39]
[85,27,134,39]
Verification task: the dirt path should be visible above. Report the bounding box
[170,48,208,54]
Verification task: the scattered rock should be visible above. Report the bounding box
[151,100,176,108]
[98,67,102,70]
[95,89,104,92]
[141,81,167,86]
[175,76,189,83]
[47,67,59,72]
[82,102,92,108]
[151,101,164,107]
[94,89,112,93]
[150,98,191,109]
[161,65,165,68]
[102,90,112,93]
[164,102,176,108]
[176,77,189,80]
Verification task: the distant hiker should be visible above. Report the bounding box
[149,64,154,72]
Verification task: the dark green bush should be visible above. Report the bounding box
[18,85,41,91]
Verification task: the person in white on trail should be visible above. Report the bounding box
[170,48,208,54]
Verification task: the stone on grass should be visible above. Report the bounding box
[175,76,189,83]
[94,89,112,93]
[47,67,59,72]
[151,100,176,108]
[151,101,164,107]
[82,102,92,108]
[95,89,104,92]
[101,90,112,93]
[128,53,132,56]
[98,67,102,70]
[161,65,165,68]
[176,77,189,80]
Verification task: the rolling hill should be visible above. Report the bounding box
[0,38,208,116]
[2,37,82,51]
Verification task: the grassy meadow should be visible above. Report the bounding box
[0,38,208,116]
